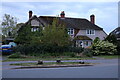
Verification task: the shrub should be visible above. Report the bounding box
[82,48,93,57]
[69,52,76,57]
[68,47,84,53]
[91,41,117,55]
[104,34,120,55]
[13,44,84,57]
[116,41,120,55]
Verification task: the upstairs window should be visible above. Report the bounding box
[31,27,40,32]
[86,29,95,35]
[68,28,74,35]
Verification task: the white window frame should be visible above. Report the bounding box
[79,41,83,47]
[68,28,74,35]
[86,29,95,35]
[31,27,40,32]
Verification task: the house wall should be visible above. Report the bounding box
[76,40,92,48]
[76,30,107,40]
[31,20,40,26]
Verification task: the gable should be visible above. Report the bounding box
[31,19,40,26]
[26,15,44,27]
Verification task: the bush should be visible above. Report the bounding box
[82,48,93,57]
[68,47,84,53]
[69,52,76,57]
[104,34,120,55]
[116,41,120,55]
[13,44,84,57]
[7,52,26,58]
[92,41,117,55]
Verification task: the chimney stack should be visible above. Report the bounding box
[60,11,65,18]
[90,14,95,24]
[29,11,33,19]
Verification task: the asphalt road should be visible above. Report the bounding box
[2,59,119,78]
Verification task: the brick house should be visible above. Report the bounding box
[18,11,107,48]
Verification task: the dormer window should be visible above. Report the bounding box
[86,29,95,35]
[68,28,74,35]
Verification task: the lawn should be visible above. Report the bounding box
[94,55,119,59]
[2,55,119,62]
[3,56,96,62]
[10,62,92,67]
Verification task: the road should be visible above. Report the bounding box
[2,59,119,78]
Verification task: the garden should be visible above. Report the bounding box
[3,18,119,62]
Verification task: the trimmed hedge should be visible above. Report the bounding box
[12,44,84,56]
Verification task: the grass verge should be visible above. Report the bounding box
[3,55,119,62]
[3,57,96,62]
[94,55,119,59]
[10,62,92,66]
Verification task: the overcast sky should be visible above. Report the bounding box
[1,1,119,34]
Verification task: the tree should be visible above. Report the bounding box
[40,18,71,47]
[1,14,18,37]
[93,37,100,43]
[15,24,43,44]
[105,34,120,54]
[104,34,117,44]
[14,25,31,44]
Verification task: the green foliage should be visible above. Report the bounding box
[92,40,117,55]
[15,18,70,47]
[104,34,117,44]
[116,41,120,54]
[1,14,18,37]
[105,34,120,54]
[41,18,71,47]
[14,25,32,44]
[82,48,93,57]
[14,17,83,57]
[68,52,76,57]
[93,37,100,43]
[7,52,26,58]
[13,44,83,57]
[15,25,42,44]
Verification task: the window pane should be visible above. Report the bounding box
[87,30,89,34]
[68,28,74,35]
[34,28,37,32]
[86,41,88,46]
[68,31,70,34]
[71,30,73,34]
[37,28,39,31]
[91,30,94,34]
[90,30,92,34]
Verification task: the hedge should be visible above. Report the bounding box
[12,44,84,56]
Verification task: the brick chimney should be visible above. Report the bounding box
[60,11,65,18]
[90,14,95,24]
[29,11,33,19]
